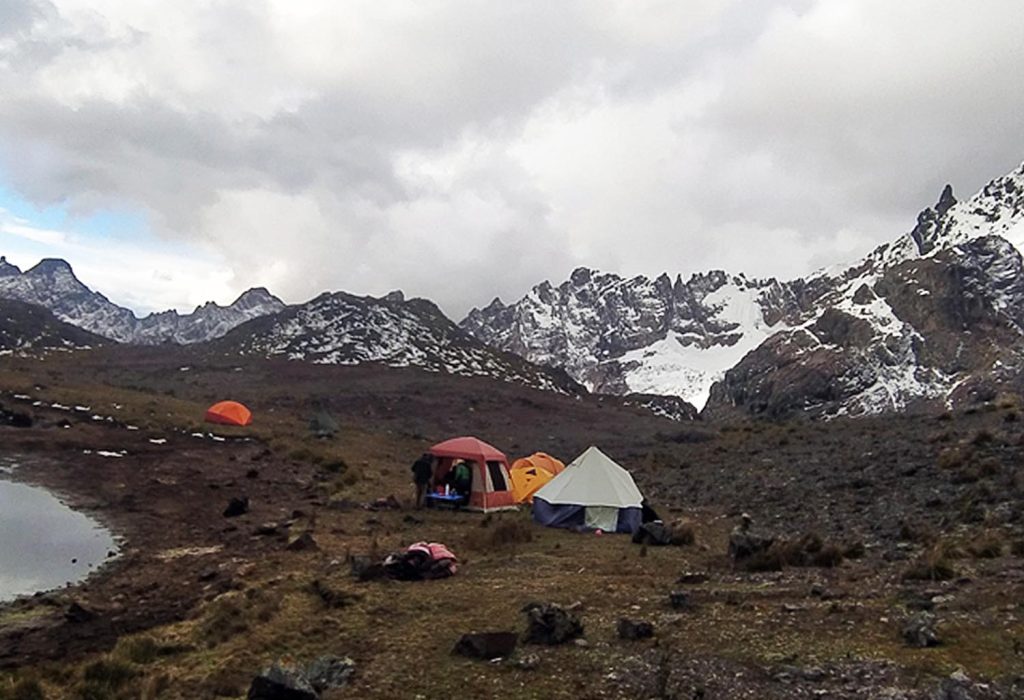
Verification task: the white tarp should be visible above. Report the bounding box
[533,446,643,508]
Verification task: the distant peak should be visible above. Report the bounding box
[0,255,20,277]
[382,290,405,303]
[936,183,956,217]
[232,287,285,308]
[28,258,74,275]
[569,267,593,285]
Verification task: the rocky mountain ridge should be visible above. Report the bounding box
[0,257,285,344]
[463,159,1024,417]
[212,290,585,396]
[0,297,105,356]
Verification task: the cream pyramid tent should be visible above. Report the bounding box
[532,446,643,533]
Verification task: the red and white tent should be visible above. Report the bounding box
[429,436,516,513]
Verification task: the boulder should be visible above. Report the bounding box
[522,602,584,645]
[616,618,654,640]
[286,532,318,551]
[728,529,774,562]
[452,632,518,660]
[902,612,941,648]
[305,656,355,694]
[223,497,250,518]
[247,664,317,700]
[668,591,692,610]
[64,601,97,623]
[248,657,354,700]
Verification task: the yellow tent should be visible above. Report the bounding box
[509,452,566,504]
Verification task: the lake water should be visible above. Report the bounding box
[0,461,117,602]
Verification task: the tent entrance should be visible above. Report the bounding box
[584,506,619,532]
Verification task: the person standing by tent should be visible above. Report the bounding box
[411,453,434,509]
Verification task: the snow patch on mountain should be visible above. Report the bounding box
[614,282,782,408]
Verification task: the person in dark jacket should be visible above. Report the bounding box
[411,453,434,509]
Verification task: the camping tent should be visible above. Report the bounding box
[532,446,643,533]
[204,400,252,427]
[428,437,516,513]
[509,452,566,504]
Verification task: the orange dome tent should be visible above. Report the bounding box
[509,452,566,504]
[204,400,252,427]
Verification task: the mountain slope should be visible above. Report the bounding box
[463,160,1024,416]
[0,257,285,344]
[0,297,105,355]
[213,290,586,395]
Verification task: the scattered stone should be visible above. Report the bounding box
[198,568,218,582]
[286,532,318,551]
[366,495,401,511]
[669,591,692,610]
[254,522,280,536]
[452,632,518,660]
[223,497,249,518]
[677,571,709,585]
[801,667,827,682]
[64,601,96,623]
[522,602,584,645]
[902,612,941,648]
[572,638,589,648]
[511,652,540,671]
[616,618,654,640]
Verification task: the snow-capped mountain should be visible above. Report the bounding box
[0,257,285,344]
[0,297,104,355]
[464,159,1024,417]
[461,267,787,409]
[215,290,584,395]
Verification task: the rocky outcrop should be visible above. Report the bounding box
[706,235,1024,419]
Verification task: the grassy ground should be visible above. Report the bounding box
[0,349,1023,698]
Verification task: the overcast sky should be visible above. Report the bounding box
[1,0,1023,317]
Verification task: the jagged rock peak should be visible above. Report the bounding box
[0,256,21,277]
[27,258,75,275]
[569,266,593,285]
[382,290,405,303]
[936,183,957,217]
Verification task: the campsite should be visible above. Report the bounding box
[0,346,1023,698]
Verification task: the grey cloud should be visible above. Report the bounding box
[0,0,1022,317]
